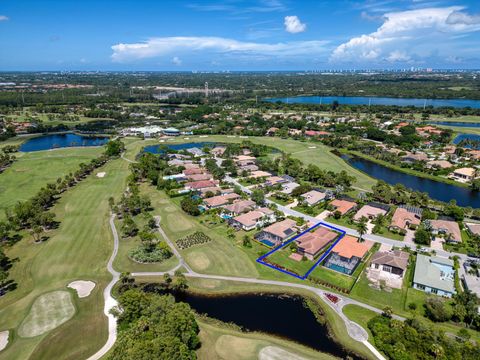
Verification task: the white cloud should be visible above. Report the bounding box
[111,36,327,63]
[172,56,182,65]
[331,6,480,64]
[284,15,306,34]
[446,11,480,26]
[0,15,9,21]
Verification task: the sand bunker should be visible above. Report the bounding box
[0,331,8,352]
[96,172,106,178]
[68,280,96,298]
[308,146,317,149]
[259,346,307,360]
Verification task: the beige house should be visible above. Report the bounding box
[450,167,477,182]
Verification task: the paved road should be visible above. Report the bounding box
[226,176,469,261]
[86,215,120,360]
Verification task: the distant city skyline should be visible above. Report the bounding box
[1,0,480,71]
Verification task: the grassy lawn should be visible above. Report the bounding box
[142,186,259,278]
[196,318,336,360]
[293,204,326,216]
[342,304,377,340]
[0,155,131,360]
[325,215,354,228]
[373,226,405,241]
[164,135,377,191]
[267,195,293,206]
[265,246,316,277]
[309,266,356,291]
[0,147,103,216]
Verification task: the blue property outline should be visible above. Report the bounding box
[256,222,346,280]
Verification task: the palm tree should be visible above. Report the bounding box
[357,217,368,242]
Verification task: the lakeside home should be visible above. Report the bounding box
[413,254,456,297]
[324,235,373,275]
[430,219,462,243]
[450,167,477,183]
[389,207,421,231]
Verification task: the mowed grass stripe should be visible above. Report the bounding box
[0,157,130,360]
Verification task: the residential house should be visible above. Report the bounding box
[427,160,453,169]
[389,207,421,231]
[184,180,219,191]
[330,199,357,215]
[368,250,410,289]
[186,173,213,182]
[413,254,456,297]
[255,219,298,247]
[223,199,256,216]
[451,167,477,182]
[296,226,338,260]
[203,193,240,209]
[324,235,373,275]
[353,204,388,221]
[211,146,226,157]
[198,187,233,198]
[281,182,300,195]
[301,190,327,206]
[183,168,204,176]
[249,170,272,179]
[430,219,462,243]
[266,176,287,186]
[235,155,257,167]
[186,147,204,157]
[465,222,480,236]
[230,208,276,231]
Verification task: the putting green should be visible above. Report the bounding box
[18,291,75,338]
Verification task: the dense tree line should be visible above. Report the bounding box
[109,288,199,360]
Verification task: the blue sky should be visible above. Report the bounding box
[1,0,480,70]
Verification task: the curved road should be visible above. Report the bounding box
[86,215,120,360]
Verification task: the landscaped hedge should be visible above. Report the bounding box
[175,231,212,250]
[129,242,173,263]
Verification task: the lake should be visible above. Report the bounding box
[265,96,480,108]
[430,121,480,128]
[173,292,359,359]
[143,142,215,154]
[19,133,109,152]
[342,155,480,207]
[453,133,480,147]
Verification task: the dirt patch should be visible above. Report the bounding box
[186,251,211,271]
[68,280,96,298]
[96,172,106,178]
[0,331,8,352]
[18,290,76,338]
[215,335,259,360]
[259,346,307,360]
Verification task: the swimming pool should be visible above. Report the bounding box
[260,239,275,247]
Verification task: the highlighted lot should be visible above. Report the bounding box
[257,222,345,280]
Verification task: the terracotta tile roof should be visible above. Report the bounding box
[185,180,218,189]
[296,227,338,256]
[203,193,240,207]
[430,219,461,242]
[330,199,357,215]
[331,235,372,259]
[223,199,256,214]
[390,207,420,230]
[353,205,387,221]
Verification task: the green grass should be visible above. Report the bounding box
[17,290,75,338]
[0,154,131,359]
[342,304,377,340]
[0,147,102,216]
[266,247,316,276]
[309,266,356,291]
[143,186,259,278]
[373,226,405,241]
[196,318,336,360]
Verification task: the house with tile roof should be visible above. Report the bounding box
[323,235,373,275]
[295,226,338,260]
[389,207,421,231]
[254,219,298,247]
[230,208,276,231]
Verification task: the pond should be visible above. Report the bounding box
[265,96,480,108]
[342,155,480,208]
[19,133,109,152]
[173,291,360,359]
[429,121,480,128]
[453,133,480,148]
[143,142,216,154]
